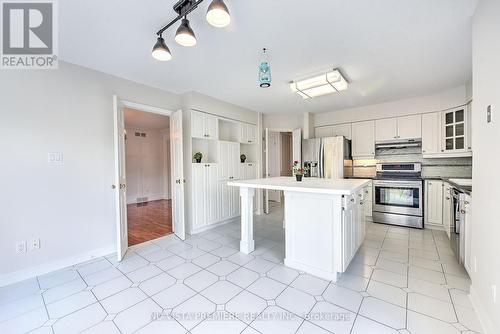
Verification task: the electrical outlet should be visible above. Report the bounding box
[31,238,41,250]
[492,285,497,304]
[16,241,27,254]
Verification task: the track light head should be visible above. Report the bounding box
[175,18,197,47]
[152,36,172,61]
[206,0,230,28]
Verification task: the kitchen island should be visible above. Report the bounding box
[228,177,371,281]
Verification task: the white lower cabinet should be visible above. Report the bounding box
[363,183,372,221]
[461,194,472,275]
[341,191,365,271]
[425,180,443,228]
[442,183,453,238]
[192,163,219,232]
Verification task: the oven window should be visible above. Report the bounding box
[375,186,420,208]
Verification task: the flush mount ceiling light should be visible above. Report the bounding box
[290,69,349,99]
[151,0,231,61]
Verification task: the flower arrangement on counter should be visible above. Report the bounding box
[292,160,308,181]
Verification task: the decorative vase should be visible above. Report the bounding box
[296,174,303,181]
[195,158,201,163]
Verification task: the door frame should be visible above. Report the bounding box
[113,97,175,261]
[264,128,298,213]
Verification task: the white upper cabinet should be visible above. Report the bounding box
[442,106,470,154]
[397,115,422,140]
[422,112,441,156]
[191,110,219,139]
[375,115,421,142]
[315,127,333,138]
[315,124,351,139]
[352,121,375,158]
[375,118,398,142]
[240,123,257,144]
[332,123,352,139]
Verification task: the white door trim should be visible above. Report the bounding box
[113,96,175,262]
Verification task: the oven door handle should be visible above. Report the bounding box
[373,181,422,188]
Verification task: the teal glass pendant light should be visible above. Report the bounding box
[259,48,271,88]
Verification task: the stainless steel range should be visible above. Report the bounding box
[372,163,423,229]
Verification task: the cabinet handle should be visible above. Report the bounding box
[446,197,451,200]
[422,150,426,153]
[441,149,444,152]
[460,209,466,214]
[350,198,355,203]
[360,201,364,205]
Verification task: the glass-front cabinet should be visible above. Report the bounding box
[441,106,471,154]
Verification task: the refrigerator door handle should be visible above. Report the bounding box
[318,139,324,178]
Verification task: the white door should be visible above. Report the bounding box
[113,96,128,261]
[171,110,186,240]
[375,118,398,142]
[397,115,422,140]
[267,131,281,202]
[292,128,302,164]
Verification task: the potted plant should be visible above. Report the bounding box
[193,152,203,163]
[292,160,307,181]
[240,154,247,163]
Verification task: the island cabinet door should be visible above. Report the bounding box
[341,195,356,272]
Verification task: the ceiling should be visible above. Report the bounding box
[124,108,170,129]
[59,0,477,114]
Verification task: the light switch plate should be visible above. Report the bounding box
[48,152,63,165]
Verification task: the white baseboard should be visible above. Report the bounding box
[470,285,498,334]
[424,224,444,231]
[189,216,240,235]
[0,245,115,287]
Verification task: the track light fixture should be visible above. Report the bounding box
[175,18,197,46]
[206,0,230,28]
[152,0,231,61]
[151,35,172,61]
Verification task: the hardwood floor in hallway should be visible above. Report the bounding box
[127,199,172,246]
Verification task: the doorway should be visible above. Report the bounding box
[124,108,172,246]
[267,131,293,203]
[113,96,186,261]
[264,128,301,213]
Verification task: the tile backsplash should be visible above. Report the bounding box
[352,147,472,179]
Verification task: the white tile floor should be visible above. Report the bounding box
[0,203,482,334]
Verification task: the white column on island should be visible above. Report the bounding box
[239,186,255,254]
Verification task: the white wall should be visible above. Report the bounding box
[125,128,170,204]
[0,61,180,285]
[470,1,500,332]
[181,91,258,125]
[263,113,303,130]
[313,85,468,127]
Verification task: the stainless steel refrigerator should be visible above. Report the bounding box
[302,136,353,179]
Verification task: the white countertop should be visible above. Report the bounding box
[228,177,371,195]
